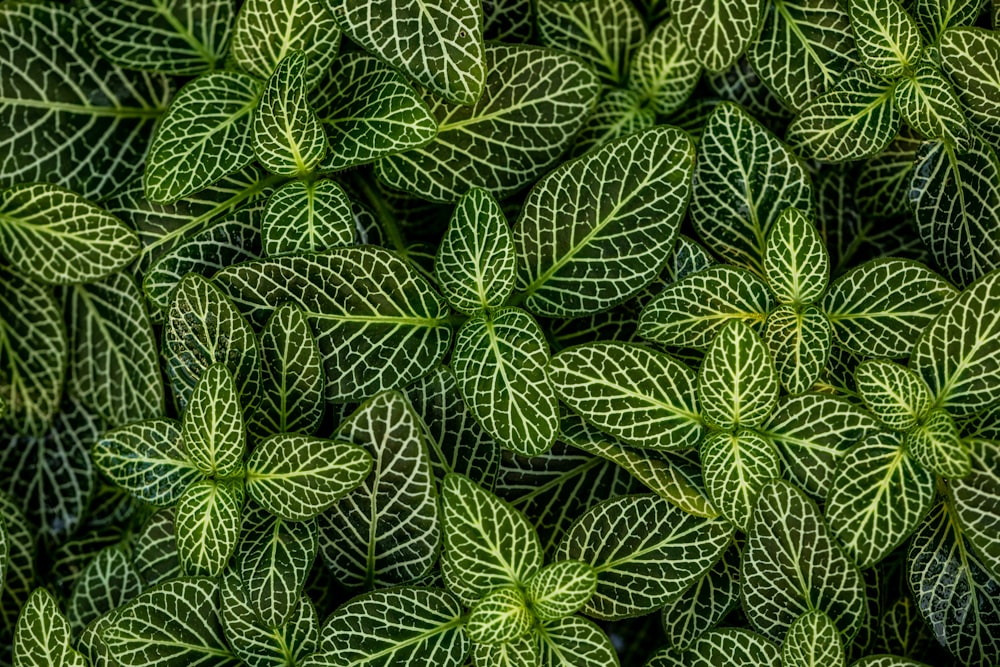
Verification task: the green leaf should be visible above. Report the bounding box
[787,69,901,163]
[80,0,232,73]
[940,27,1000,147]
[822,258,958,357]
[909,136,1000,288]
[763,304,833,394]
[92,418,200,507]
[527,560,597,622]
[164,273,261,414]
[660,543,741,651]
[214,247,451,403]
[263,179,354,257]
[329,0,485,105]
[646,627,780,666]
[67,547,142,633]
[893,63,969,147]
[783,609,845,667]
[253,52,327,175]
[452,309,558,457]
[538,616,619,667]
[950,438,1000,578]
[436,188,516,315]
[133,509,180,585]
[672,0,765,71]
[699,319,779,429]
[707,57,795,123]
[144,72,263,204]
[251,303,325,438]
[515,127,694,317]
[573,87,661,154]
[556,494,732,620]
[915,0,986,39]
[746,0,858,112]
[0,2,169,200]
[826,433,935,569]
[472,632,541,667]
[13,588,87,667]
[537,0,646,85]
[246,433,371,521]
[0,513,6,593]
[0,493,33,644]
[856,360,932,431]
[701,429,782,530]
[856,127,923,221]
[743,480,867,641]
[68,272,163,427]
[764,207,830,305]
[101,577,239,666]
[176,478,245,577]
[850,657,934,667]
[376,44,600,203]
[849,0,922,77]
[181,363,245,479]
[548,342,702,452]
[0,184,139,285]
[638,265,774,349]
[628,18,702,116]
[690,103,815,273]
[230,0,340,85]
[910,269,1000,415]
[441,473,542,602]
[906,409,969,478]
[466,585,533,645]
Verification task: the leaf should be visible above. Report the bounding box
[628,18,702,116]
[548,342,702,452]
[763,304,833,394]
[67,547,142,633]
[13,588,87,667]
[246,433,371,522]
[764,207,830,305]
[672,0,765,71]
[312,52,437,172]
[0,184,139,285]
[164,273,261,413]
[746,0,858,112]
[849,0,922,77]
[527,560,597,622]
[263,179,353,257]
[436,188,516,315]
[906,409,969,478]
[214,247,451,403]
[537,0,646,85]
[101,577,239,666]
[92,419,201,507]
[319,391,439,588]
[0,493,33,644]
[68,272,163,427]
[175,478,244,577]
[707,57,795,123]
[909,136,1000,288]
[441,473,542,602]
[329,0,485,105]
[0,2,169,200]
[515,127,694,317]
[699,319,779,429]
[253,52,327,175]
[783,609,845,667]
[826,433,935,569]
[472,632,541,667]
[690,103,815,273]
[701,429,782,531]
[646,627,780,666]
[822,258,958,358]
[538,616,619,667]
[230,0,340,85]
[466,586,533,645]
[555,494,732,620]
[251,303,325,438]
[851,657,934,667]
[940,27,1000,147]
[660,543,741,651]
[893,63,969,147]
[181,363,245,479]
[133,509,180,585]
[856,360,932,431]
[376,44,600,203]
[637,265,774,348]
[144,72,263,204]
[788,68,902,163]
[951,438,1000,579]
[452,309,558,457]
[856,127,923,221]
[742,480,867,641]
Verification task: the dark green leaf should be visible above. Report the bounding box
[951,438,1000,579]
[940,27,1000,147]
[672,0,765,71]
[702,429,782,530]
[699,319,779,429]
[628,18,702,116]
[647,627,780,666]
[849,0,923,77]
[263,180,354,257]
[253,51,327,175]
[12,588,87,667]
[175,478,245,577]
[660,543,741,651]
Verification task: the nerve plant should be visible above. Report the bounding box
[2,0,1000,666]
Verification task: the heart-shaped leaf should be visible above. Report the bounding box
[672,0,765,72]
[253,51,327,175]
[702,429,782,530]
[537,0,645,85]
[849,0,922,77]
[175,478,245,577]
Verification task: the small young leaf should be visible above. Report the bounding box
[699,320,779,430]
[628,18,702,116]
[181,363,245,479]
[849,0,922,77]
[526,560,597,622]
[466,586,533,646]
[263,179,354,257]
[538,616,619,667]
[893,63,969,147]
[253,51,327,175]
[763,304,833,394]
[572,89,657,157]
[782,609,845,667]
[175,478,244,577]
[701,429,782,531]
[939,27,1000,147]
[906,409,970,477]
[855,359,932,432]
[672,0,765,72]
[764,207,830,306]
[13,588,88,667]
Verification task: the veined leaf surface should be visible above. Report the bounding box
[253,51,327,175]
[940,27,1000,147]
[849,0,922,77]
[263,180,354,257]
[472,632,540,667]
[175,478,245,577]
[527,560,597,622]
[782,609,845,667]
[133,509,180,586]
[671,0,765,72]
[466,585,532,645]
[701,429,782,531]
[12,588,88,667]
[764,207,829,305]
[893,63,969,147]
[181,363,245,479]
[538,616,619,667]
[646,627,780,666]
[905,409,969,478]
[855,360,932,432]
[628,19,702,116]
[66,546,141,634]
[660,544,741,651]
[951,438,1000,579]
[699,319,779,429]
[0,493,33,644]
[915,0,985,39]
[763,304,832,394]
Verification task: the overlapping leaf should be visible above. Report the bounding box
[466,586,533,645]
[765,207,829,305]
[849,0,922,77]
[764,304,832,394]
[67,547,142,633]
[672,0,765,72]
[527,560,597,622]
[0,493,33,644]
[12,588,88,667]
[783,609,845,667]
[951,438,1000,579]
[253,51,327,175]
[646,627,780,666]
[571,89,657,158]
[175,478,245,577]
[181,363,245,478]
[538,616,619,667]
[660,543,741,651]
[263,179,353,257]
[940,27,1000,147]
[702,429,782,530]
[699,319,779,429]
[628,19,702,116]
[894,63,969,147]
[906,409,969,478]
[855,360,931,432]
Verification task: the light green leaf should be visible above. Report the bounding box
[893,63,969,147]
[214,247,451,403]
[13,588,87,667]
[133,509,180,586]
[549,342,702,452]
[909,136,1000,288]
[746,0,858,112]
[253,51,327,175]
[452,309,558,457]
[263,179,353,257]
[907,409,969,478]
[230,0,340,85]
[302,587,469,667]
[628,18,702,116]
[787,68,901,162]
[826,433,935,569]
[556,494,732,620]
[92,419,201,507]
[376,44,600,203]
[571,89,656,158]
[638,265,774,349]
[537,0,646,85]
[849,0,922,77]
[101,577,239,666]
[915,0,986,39]
[690,103,815,273]
[526,560,597,622]
[246,433,371,522]
[0,493,33,644]
[646,627,780,666]
[466,586,533,646]
[175,478,245,577]
[436,188,516,315]
[672,0,765,71]
[856,359,932,431]
[67,547,142,634]
[181,363,245,478]
[783,609,845,667]
[472,632,541,667]
[144,72,263,204]
[822,258,958,357]
[0,2,169,200]
[515,127,694,317]
[699,319,779,429]
[660,544,741,651]
[743,480,867,641]
[764,207,830,305]
[763,304,833,394]
[329,0,485,105]
[702,429,782,530]
[538,616,619,667]
[940,27,1000,147]
[951,438,1000,579]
